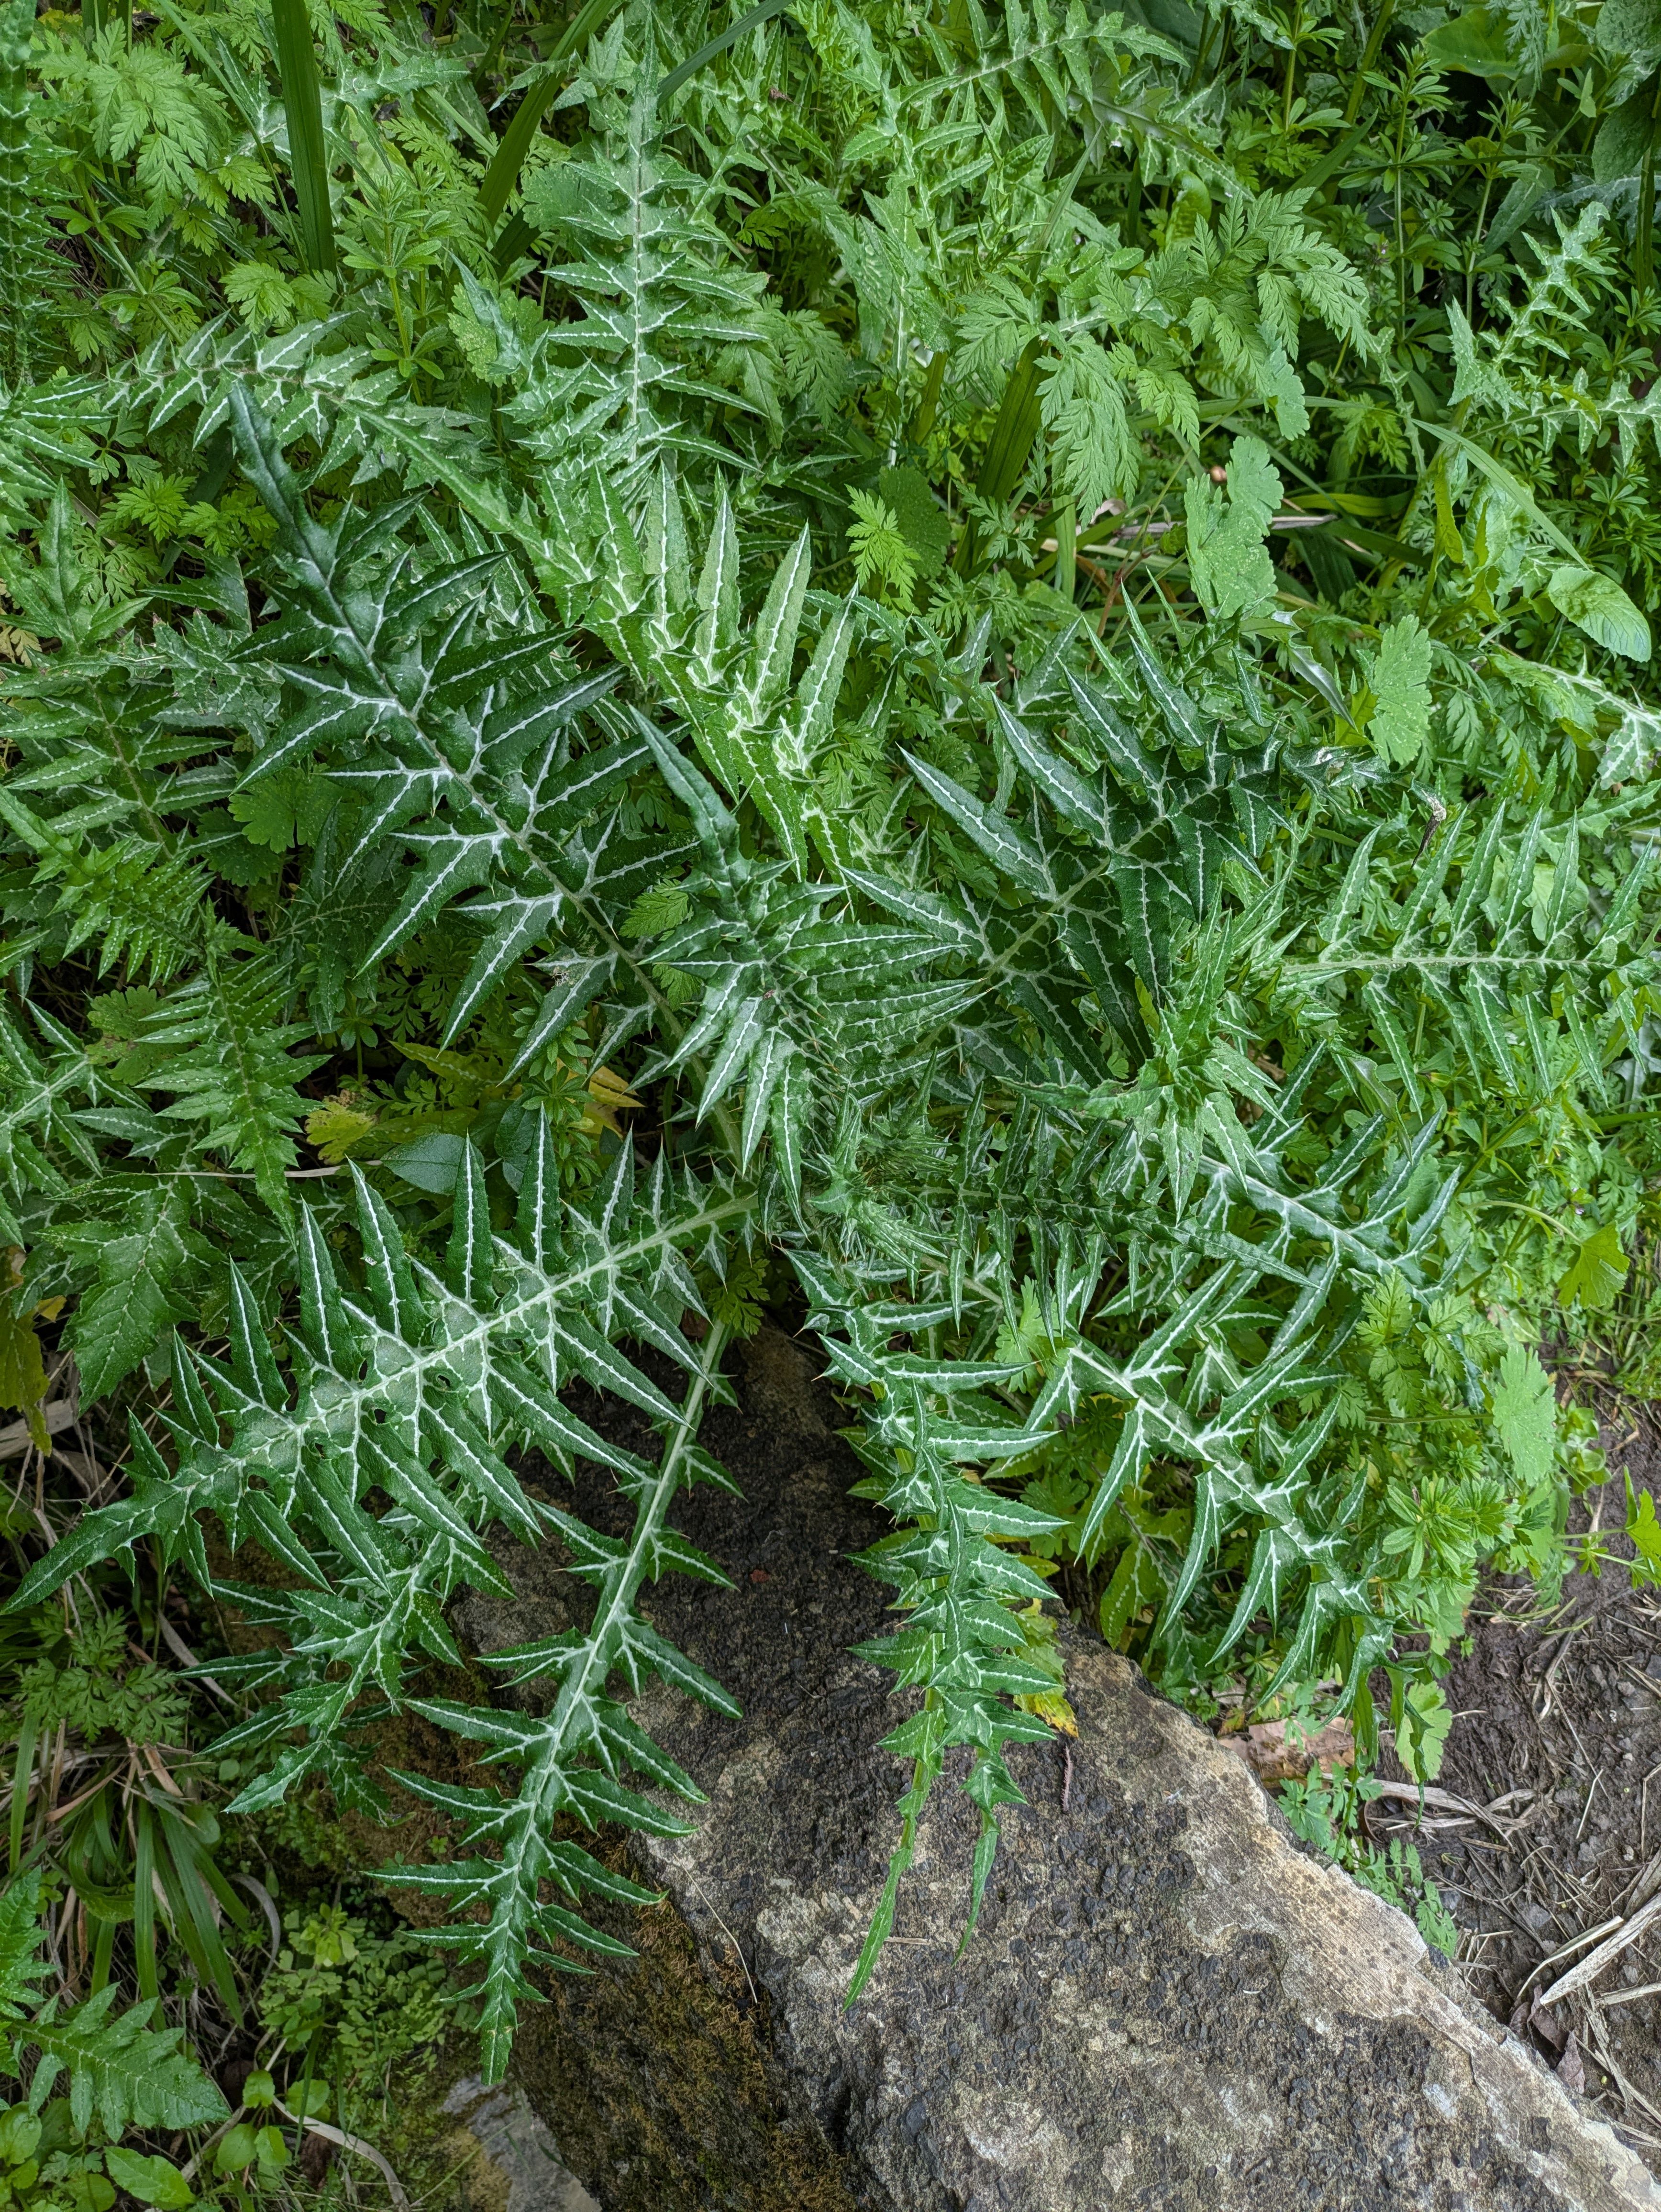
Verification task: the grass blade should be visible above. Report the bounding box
[658,0,791,101]
[479,0,620,237]
[271,0,335,275]
[954,337,1044,575]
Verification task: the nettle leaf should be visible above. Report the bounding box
[1547,564,1652,663]
[1491,1346,1557,1489]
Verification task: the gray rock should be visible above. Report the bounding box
[492,1331,1660,2211]
[441,2077,598,2212]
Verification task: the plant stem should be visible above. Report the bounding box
[1345,0,1395,123]
[1637,69,1661,293]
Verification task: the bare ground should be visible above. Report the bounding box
[1373,1398,1661,2170]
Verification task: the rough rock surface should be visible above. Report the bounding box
[439,2078,598,2212]
[461,1329,1661,2211]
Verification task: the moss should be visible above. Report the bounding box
[511,1845,856,2212]
[350,2033,482,2206]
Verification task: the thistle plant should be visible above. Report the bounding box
[2,0,1661,2089]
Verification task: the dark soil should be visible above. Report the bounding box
[1372,1397,1661,2169]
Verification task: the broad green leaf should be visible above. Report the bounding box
[1421,8,1517,75]
[383,1131,466,1194]
[1594,0,1661,73]
[1558,1220,1629,1311]
[1547,565,1651,663]
[1593,89,1661,185]
[0,1298,49,1452]
[105,2151,195,2208]
[1491,1345,1557,1489]
[1628,1478,1661,1587]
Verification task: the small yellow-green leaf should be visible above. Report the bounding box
[0,1282,51,1454]
[305,1096,378,1166]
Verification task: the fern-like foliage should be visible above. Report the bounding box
[0,1873,228,2134]
[0,1001,118,1244]
[0,0,48,385]
[137,947,328,1213]
[0,788,207,986]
